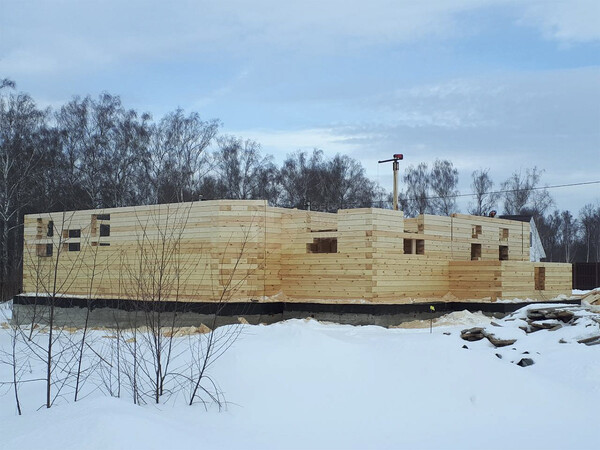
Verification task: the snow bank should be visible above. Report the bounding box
[0,304,599,450]
[573,288,600,296]
[0,300,11,321]
[434,310,493,327]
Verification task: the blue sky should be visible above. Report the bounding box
[2,0,599,213]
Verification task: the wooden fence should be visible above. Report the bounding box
[572,263,600,290]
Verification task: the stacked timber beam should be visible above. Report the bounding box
[23,201,272,303]
[22,200,572,305]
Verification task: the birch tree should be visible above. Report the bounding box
[209,136,278,203]
[402,162,430,217]
[468,169,499,216]
[429,159,459,215]
[146,109,219,204]
[0,81,47,297]
[501,167,553,217]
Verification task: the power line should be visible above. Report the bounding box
[364,179,600,206]
[421,180,600,202]
[289,180,600,210]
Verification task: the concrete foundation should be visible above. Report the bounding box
[10,295,582,329]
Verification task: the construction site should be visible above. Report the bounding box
[15,198,574,326]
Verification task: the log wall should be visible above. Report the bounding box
[449,261,572,300]
[22,200,572,304]
[23,201,272,303]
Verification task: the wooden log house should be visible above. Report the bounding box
[22,200,572,304]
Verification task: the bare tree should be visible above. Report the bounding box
[208,136,279,203]
[429,159,459,215]
[113,203,254,407]
[56,93,151,210]
[537,211,560,262]
[402,163,430,217]
[0,211,89,413]
[41,214,82,408]
[278,150,382,212]
[187,243,247,408]
[23,212,89,408]
[118,203,202,403]
[102,107,151,208]
[593,206,600,263]
[559,210,579,263]
[146,109,219,204]
[0,309,27,415]
[278,150,326,210]
[0,79,16,90]
[322,154,382,212]
[468,169,499,216]
[579,203,600,263]
[501,167,553,217]
[74,228,112,401]
[56,95,107,209]
[0,83,48,299]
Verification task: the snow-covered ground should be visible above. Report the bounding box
[1,298,599,450]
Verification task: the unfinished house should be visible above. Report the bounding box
[22,200,572,304]
[499,214,546,262]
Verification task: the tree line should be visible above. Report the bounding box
[1,79,599,297]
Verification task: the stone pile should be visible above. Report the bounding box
[460,305,600,351]
[517,307,574,333]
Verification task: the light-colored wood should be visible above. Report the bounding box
[22,200,572,303]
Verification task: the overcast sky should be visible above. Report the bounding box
[2,0,599,213]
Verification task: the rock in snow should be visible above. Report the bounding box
[460,327,516,347]
[517,358,535,367]
[527,308,574,323]
[460,327,486,341]
[485,334,517,347]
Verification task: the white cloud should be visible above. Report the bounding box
[517,0,600,43]
[224,127,365,162]
[229,66,600,212]
[0,0,504,77]
[1,0,597,213]
[2,1,597,79]
[0,50,61,75]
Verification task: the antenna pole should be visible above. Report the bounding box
[378,154,404,211]
[393,159,399,211]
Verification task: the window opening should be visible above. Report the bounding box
[47,221,54,237]
[68,242,80,252]
[96,214,110,221]
[499,245,509,261]
[534,267,546,290]
[472,225,482,238]
[416,239,425,255]
[471,243,482,260]
[500,228,509,240]
[37,244,53,257]
[68,229,81,238]
[403,239,413,254]
[307,237,337,253]
[99,224,110,237]
[403,239,424,255]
